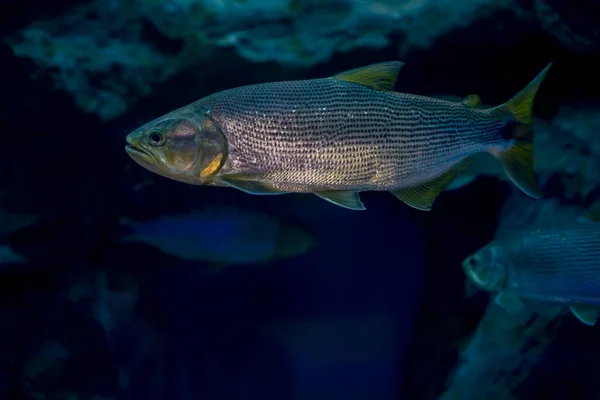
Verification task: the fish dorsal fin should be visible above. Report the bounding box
[569,305,598,326]
[462,94,481,108]
[314,191,365,210]
[390,158,473,211]
[332,61,404,91]
[494,291,525,313]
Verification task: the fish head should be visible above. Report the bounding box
[462,243,506,292]
[125,112,227,185]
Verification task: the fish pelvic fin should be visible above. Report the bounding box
[314,191,365,210]
[220,174,286,195]
[391,157,473,211]
[494,62,553,199]
[332,61,404,91]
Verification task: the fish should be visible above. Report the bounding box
[463,208,600,326]
[119,207,315,265]
[125,61,552,211]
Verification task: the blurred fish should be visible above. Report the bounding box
[125,61,551,211]
[119,207,315,265]
[463,209,600,326]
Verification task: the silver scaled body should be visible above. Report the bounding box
[191,77,510,192]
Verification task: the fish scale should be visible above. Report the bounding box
[502,221,600,303]
[463,211,600,325]
[193,77,507,192]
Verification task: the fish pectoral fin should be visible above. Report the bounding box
[462,94,481,108]
[494,291,525,313]
[332,61,404,91]
[390,159,473,211]
[220,174,285,195]
[569,305,598,326]
[314,191,365,210]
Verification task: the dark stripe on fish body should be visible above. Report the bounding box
[194,77,509,192]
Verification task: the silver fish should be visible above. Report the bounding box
[125,61,551,211]
[463,210,600,326]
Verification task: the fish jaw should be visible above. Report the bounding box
[126,132,155,167]
[125,130,194,183]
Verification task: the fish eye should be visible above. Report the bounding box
[148,130,166,147]
[469,254,479,268]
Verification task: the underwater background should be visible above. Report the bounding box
[1,0,600,399]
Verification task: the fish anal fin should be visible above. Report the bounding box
[221,174,285,195]
[314,191,365,210]
[462,94,481,108]
[332,61,404,91]
[494,291,525,313]
[390,158,472,211]
[569,305,598,326]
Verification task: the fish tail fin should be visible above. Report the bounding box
[493,63,552,198]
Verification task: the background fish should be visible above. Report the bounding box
[125,61,551,211]
[463,210,600,326]
[119,207,315,266]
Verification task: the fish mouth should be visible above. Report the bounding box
[125,144,152,163]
